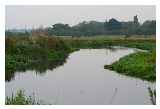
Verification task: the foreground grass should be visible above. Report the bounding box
[6,90,39,105]
[105,50,155,81]
[6,87,156,105]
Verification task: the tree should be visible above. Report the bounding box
[51,23,71,36]
[140,20,156,35]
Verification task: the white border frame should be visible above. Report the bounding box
[0,0,160,109]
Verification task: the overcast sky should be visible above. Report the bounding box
[6,5,156,29]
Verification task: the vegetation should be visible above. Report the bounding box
[64,36,155,50]
[148,87,156,105]
[104,45,155,81]
[5,35,74,81]
[6,90,39,105]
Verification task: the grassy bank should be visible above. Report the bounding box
[5,36,74,81]
[105,50,155,81]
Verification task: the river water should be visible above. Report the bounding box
[5,47,155,105]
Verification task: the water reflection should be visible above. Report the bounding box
[6,59,67,82]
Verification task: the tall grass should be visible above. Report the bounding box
[6,90,39,105]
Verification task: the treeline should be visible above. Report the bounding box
[46,18,155,36]
[6,17,156,37]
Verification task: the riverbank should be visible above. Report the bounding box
[6,36,75,81]
[105,50,156,81]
